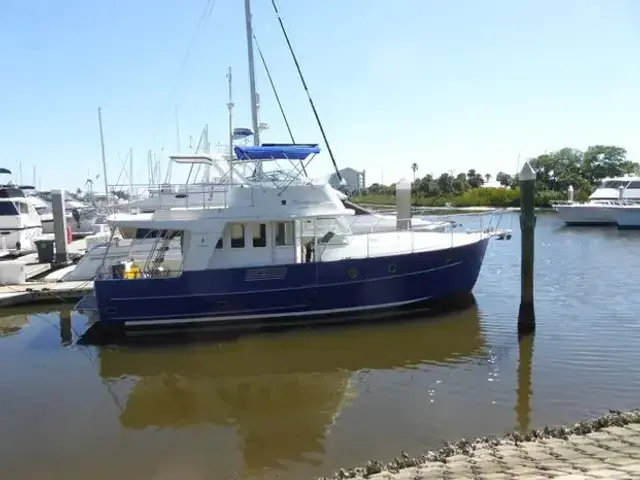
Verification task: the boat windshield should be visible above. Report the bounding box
[0,201,18,216]
[602,180,629,189]
[303,216,352,243]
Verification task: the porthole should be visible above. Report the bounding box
[348,268,358,279]
[389,264,397,273]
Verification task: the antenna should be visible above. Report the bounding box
[227,67,234,182]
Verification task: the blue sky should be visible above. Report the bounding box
[1,0,639,190]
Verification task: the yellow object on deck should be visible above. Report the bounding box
[124,263,141,279]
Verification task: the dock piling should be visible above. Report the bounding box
[518,162,536,335]
[395,178,411,230]
[51,190,69,265]
[60,310,72,346]
[516,332,534,431]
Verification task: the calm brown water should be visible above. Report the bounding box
[1,212,640,479]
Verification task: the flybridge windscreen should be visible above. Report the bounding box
[0,188,26,199]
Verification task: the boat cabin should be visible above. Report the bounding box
[590,177,640,202]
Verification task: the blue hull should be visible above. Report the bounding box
[93,237,490,327]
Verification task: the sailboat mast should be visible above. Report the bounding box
[97,107,109,207]
[244,0,260,146]
[203,124,211,183]
[227,67,234,182]
[129,147,134,199]
[175,105,181,151]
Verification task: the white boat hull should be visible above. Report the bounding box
[554,204,616,225]
[0,227,42,252]
[609,207,640,229]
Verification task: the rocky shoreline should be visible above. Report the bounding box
[320,409,640,479]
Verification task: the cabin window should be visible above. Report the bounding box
[230,223,245,248]
[275,222,294,246]
[603,180,627,189]
[135,228,161,239]
[252,223,267,247]
[18,202,30,214]
[0,202,18,216]
[628,181,640,189]
[215,238,223,249]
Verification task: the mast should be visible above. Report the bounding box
[129,147,134,199]
[97,107,109,207]
[244,0,260,146]
[203,124,210,183]
[227,67,234,182]
[175,105,181,152]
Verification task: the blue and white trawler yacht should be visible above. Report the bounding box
[89,144,492,329]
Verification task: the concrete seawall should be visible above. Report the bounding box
[320,410,640,479]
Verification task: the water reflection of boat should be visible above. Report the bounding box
[97,305,484,477]
[0,313,29,337]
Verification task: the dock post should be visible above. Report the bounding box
[518,162,536,336]
[516,332,534,431]
[51,190,69,265]
[396,178,411,230]
[60,310,72,346]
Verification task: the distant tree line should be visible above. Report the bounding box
[351,145,640,207]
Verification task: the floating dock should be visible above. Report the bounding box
[0,237,86,285]
[0,280,93,308]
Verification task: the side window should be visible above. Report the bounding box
[18,202,29,214]
[252,223,267,247]
[230,223,245,248]
[275,222,286,246]
[215,238,223,249]
[275,222,294,246]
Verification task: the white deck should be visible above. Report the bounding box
[319,231,486,261]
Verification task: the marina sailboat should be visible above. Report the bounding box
[77,0,496,326]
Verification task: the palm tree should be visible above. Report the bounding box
[410,162,419,181]
[485,173,492,183]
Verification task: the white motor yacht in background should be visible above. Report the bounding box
[553,176,640,225]
[0,184,43,252]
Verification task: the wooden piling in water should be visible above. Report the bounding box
[518,162,536,335]
[51,189,69,265]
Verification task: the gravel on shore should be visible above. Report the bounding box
[319,409,640,479]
